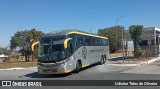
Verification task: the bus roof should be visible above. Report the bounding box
[43,29,108,39]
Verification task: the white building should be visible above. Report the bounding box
[0,54,8,63]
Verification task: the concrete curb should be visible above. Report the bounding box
[107,64,140,66]
[107,57,160,66]
[110,56,123,59]
[0,67,36,70]
[139,57,160,65]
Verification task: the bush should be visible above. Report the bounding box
[134,49,150,58]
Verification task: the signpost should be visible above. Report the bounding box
[148,40,151,58]
[127,41,134,63]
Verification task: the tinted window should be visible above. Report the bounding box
[81,35,86,46]
[76,34,82,49]
[92,37,98,46]
[67,34,77,53]
[86,36,92,46]
[102,39,108,46]
[139,40,148,45]
[72,34,108,47]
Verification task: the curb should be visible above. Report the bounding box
[0,67,36,70]
[107,57,160,66]
[107,64,140,66]
[139,57,160,65]
[110,56,123,59]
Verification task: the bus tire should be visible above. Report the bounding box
[103,55,107,64]
[100,56,104,65]
[75,60,81,73]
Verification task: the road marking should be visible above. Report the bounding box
[0,67,36,70]
[106,64,140,66]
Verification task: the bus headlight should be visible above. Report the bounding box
[57,64,65,71]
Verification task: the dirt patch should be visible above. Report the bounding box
[0,62,37,69]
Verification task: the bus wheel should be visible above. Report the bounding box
[100,56,104,65]
[103,55,106,64]
[75,61,81,73]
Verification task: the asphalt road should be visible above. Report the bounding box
[1,60,160,89]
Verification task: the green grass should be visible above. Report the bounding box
[0,62,37,69]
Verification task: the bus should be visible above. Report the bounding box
[32,29,109,74]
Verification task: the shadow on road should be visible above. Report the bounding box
[24,72,71,78]
[80,63,100,71]
[24,63,100,78]
[111,56,134,61]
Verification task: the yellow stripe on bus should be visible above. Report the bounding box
[82,64,90,68]
[67,31,108,39]
[39,70,72,74]
[31,41,40,51]
[64,38,72,49]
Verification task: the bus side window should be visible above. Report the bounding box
[67,34,77,52]
[95,38,98,46]
[86,36,91,46]
[82,35,86,46]
[76,35,82,49]
[67,42,74,56]
[106,39,108,46]
[92,37,96,46]
[102,39,105,46]
[97,38,99,46]
[70,43,73,53]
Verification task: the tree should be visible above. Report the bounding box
[10,28,44,62]
[98,26,124,53]
[0,47,12,55]
[129,25,143,57]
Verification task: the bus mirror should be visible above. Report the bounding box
[31,41,40,51]
[64,38,72,49]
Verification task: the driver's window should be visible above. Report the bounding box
[67,43,73,56]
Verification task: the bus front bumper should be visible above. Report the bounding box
[37,63,72,74]
[38,70,72,74]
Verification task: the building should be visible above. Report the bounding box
[139,27,160,57]
[125,27,160,57]
[0,54,8,63]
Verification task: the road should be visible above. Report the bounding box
[1,60,160,89]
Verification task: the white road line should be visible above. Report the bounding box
[106,64,140,66]
[0,67,36,70]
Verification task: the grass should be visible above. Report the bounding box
[109,52,123,59]
[0,62,37,69]
[109,51,134,59]
[109,51,149,62]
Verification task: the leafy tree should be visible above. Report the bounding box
[0,47,12,55]
[10,28,43,62]
[98,26,124,53]
[129,25,143,57]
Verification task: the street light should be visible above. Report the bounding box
[115,15,126,61]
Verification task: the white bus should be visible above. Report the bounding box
[32,30,109,74]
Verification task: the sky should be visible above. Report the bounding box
[0,0,160,47]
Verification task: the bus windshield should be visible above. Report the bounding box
[38,35,66,62]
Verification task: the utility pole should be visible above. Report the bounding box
[115,16,126,61]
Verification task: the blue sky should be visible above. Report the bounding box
[0,0,160,47]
